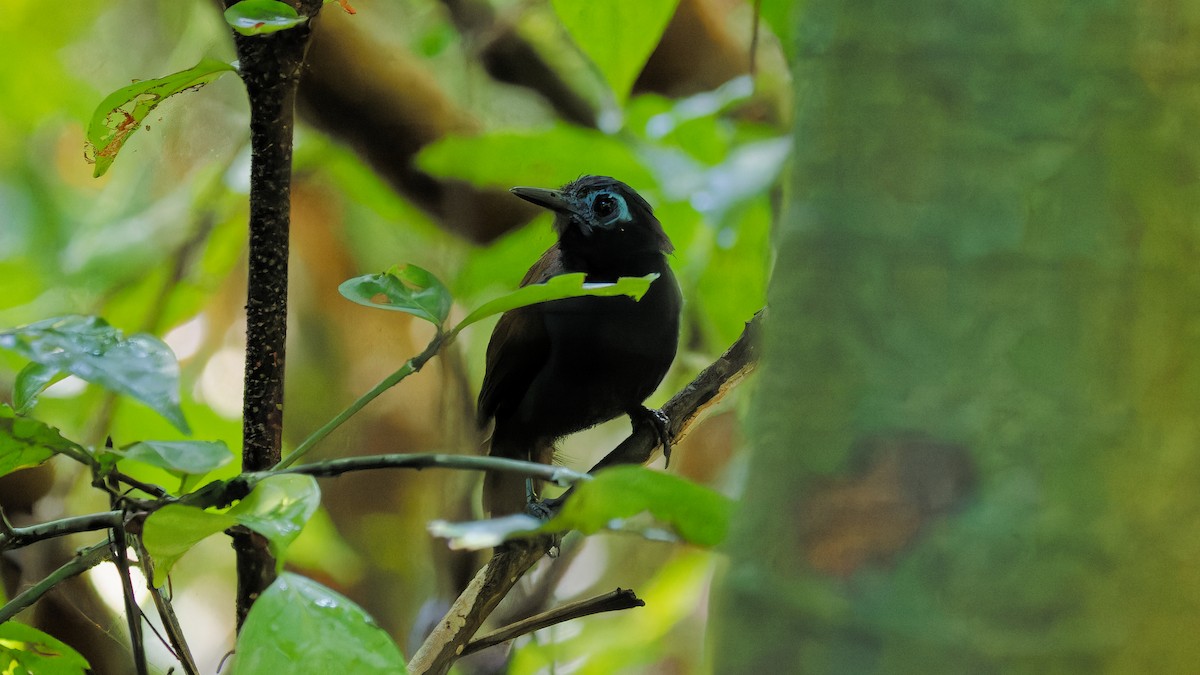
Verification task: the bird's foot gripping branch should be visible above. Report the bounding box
[0,248,761,673]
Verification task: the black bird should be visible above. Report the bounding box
[478,175,682,515]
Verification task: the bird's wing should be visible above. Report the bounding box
[476,246,562,424]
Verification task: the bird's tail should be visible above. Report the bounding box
[484,428,553,516]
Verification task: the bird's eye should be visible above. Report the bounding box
[592,194,618,218]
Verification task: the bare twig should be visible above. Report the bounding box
[111,522,148,675]
[278,453,591,484]
[0,540,112,623]
[463,588,644,656]
[0,506,15,538]
[111,471,171,499]
[408,536,554,675]
[0,510,123,552]
[594,308,764,471]
[137,537,200,675]
[408,309,766,674]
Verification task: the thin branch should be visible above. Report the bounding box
[111,470,171,499]
[0,506,14,539]
[408,536,554,675]
[543,308,765,511]
[275,330,447,469]
[136,536,200,675]
[0,539,113,623]
[496,532,585,625]
[0,511,123,552]
[112,522,148,675]
[409,309,766,675]
[595,308,765,471]
[278,453,592,484]
[462,588,644,656]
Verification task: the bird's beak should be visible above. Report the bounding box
[510,186,572,213]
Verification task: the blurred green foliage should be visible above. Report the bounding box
[0,0,782,672]
[549,0,680,105]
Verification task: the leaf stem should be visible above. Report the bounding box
[275,330,446,469]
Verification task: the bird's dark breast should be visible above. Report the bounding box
[514,270,680,438]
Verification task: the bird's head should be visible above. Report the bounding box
[510,176,673,255]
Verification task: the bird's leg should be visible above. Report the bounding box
[524,488,559,521]
[633,406,673,467]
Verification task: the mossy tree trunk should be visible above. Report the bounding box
[714,1,1200,672]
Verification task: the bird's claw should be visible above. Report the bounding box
[524,497,557,521]
[524,479,562,521]
[639,406,673,467]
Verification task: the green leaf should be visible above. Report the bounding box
[12,362,64,414]
[338,264,452,327]
[0,315,190,433]
[228,474,320,566]
[0,405,88,478]
[109,440,233,476]
[84,58,236,178]
[548,466,732,547]
[550,0,681,104]
[0,621,90,675]
[430,468,730,550]
[232,572,407,674]
[451,273,659,336]
[225,0,308,36]
[416,125,654,191]
[428,513,544,550]
[142,504,238,586]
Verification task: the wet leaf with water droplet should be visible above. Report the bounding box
[0,404,88,479]
[142,504,238,586]
[234,572,407,673]
[105,440,233,476]
[0,315,190,433]
[228,474,321,567]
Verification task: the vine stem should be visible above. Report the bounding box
[275,331,445,470]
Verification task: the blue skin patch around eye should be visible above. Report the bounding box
[585,191,632,225]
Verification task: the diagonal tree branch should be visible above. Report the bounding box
[408,536,553,675]
[408,308,765,675]
[594,308,764,470]
[462,587,644,656]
